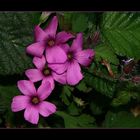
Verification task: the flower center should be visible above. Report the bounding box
[67,52,73,60]
[47,39,55,47]
[43,66,51,76]
[31,96,40,105]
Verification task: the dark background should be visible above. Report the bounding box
[0,0,139,11]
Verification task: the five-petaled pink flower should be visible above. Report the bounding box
[11,80,56,124]
[26,16,74,63]
[49,33,95,85]
[25,55,67,89]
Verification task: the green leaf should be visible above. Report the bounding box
[95,44,119,65]
[60,86,72,105]
[76,80,91,93]
[67,102,81,116]
[72,14,88,32]
[56,111,96,128]
[111,91,131,107]
[0,12,40,75]
[104,111,140,128]
[101,12,140,59]
[84,72,117,98]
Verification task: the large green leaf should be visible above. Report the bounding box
[0,12,40,75]
[104,111,140,128]
[101,12,140,59]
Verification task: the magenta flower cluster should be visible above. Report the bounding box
[11,16,95,124]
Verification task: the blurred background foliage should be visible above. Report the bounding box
[0,12,140,128]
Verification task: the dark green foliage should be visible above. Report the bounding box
[0,12,40,75]
[58,12,96,33]
[90,102,104,115]
[85,72,117,98]
[104,111,140,128]
[60,85,73,106]
[111,90,131,107]
[72,14,88,32]
[95,44,119,65]
[0,12,140,128]
[0,85,19,127]
[56,111,96,128]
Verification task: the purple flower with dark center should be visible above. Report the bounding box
[26,16,74,63]
[25,55,67,89]
[11,80,56,124]
[49,33,95,85]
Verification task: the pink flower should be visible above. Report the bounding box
[49,33,95,85]
[26,16,74,63]
[25,55,67,89]
[11,80,56,124]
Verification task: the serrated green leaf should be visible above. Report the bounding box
[101,12,140,59]
[104,111,140,128]
[0,12,40,75]
[56,111,96,128]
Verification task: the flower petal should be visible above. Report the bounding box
[61,44,70,54]
[34,25,47,42]
[44,16,58,39]
[38,101,56,117]
[11,95,30,112]
[67,60,83,85]
[33,56,46,70]
[48,61,68,74]
[25,69,44,83]
[52,71,67,85]
[26,42,46,57]
[24,105,39,124]
[71,33,83,53]
[45,45,67,63]
[42,76,55,90]
[17,80,36,96]
[56,31,75,44]
[75,49,95,66]
[37,80,52,101]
